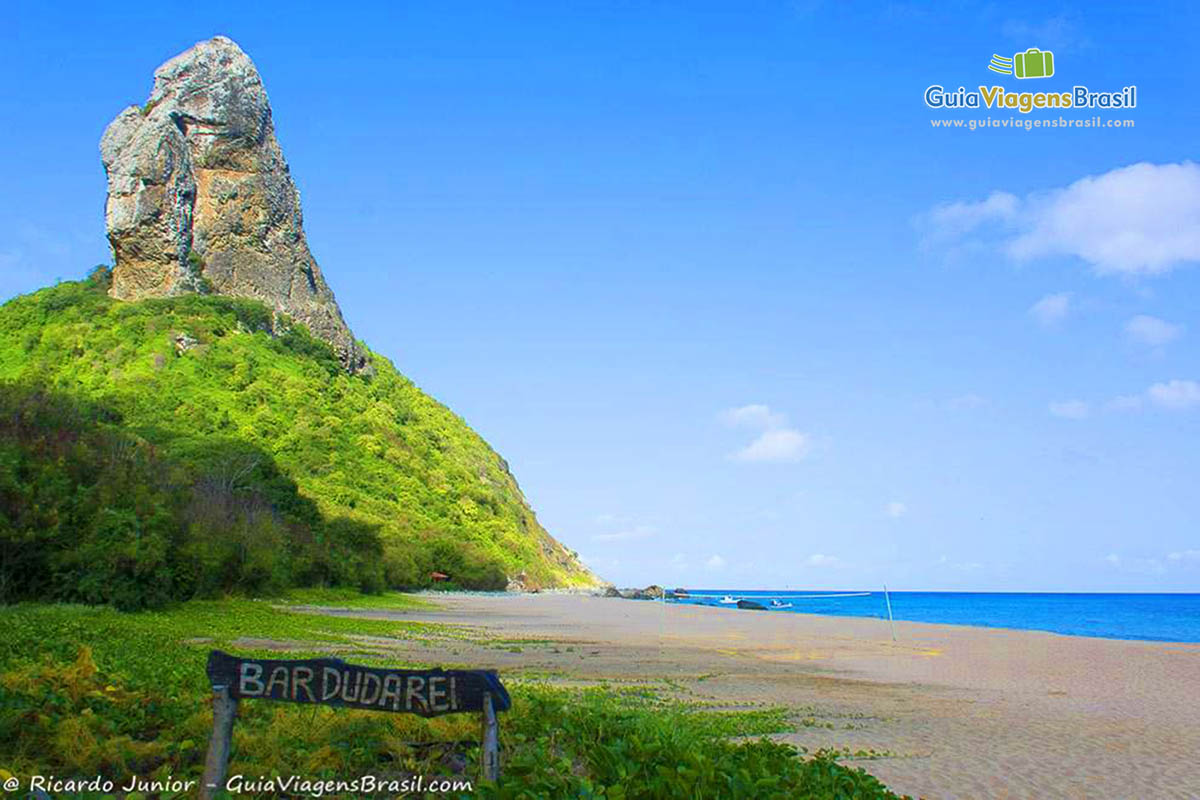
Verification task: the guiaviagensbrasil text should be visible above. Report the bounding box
[925,85,1136,114]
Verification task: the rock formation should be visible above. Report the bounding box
[100,36,363,370]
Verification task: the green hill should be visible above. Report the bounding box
[0,268,597,607]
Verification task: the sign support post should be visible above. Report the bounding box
[884,584,896,642]
[201,683,238,800]
[480,692,500,783]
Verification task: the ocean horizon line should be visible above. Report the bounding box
[659,589,1200,644]
[675,588,1200,595]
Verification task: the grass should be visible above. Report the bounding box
[0,599,907,799]
[277,587,435,610]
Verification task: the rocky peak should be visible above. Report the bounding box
[100,36,363,370]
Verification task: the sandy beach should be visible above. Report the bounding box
[321,593,1200,799]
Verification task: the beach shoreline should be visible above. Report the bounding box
[363,592,1200,799]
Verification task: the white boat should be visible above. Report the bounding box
[769,599,792,609]
[718,595,738,604]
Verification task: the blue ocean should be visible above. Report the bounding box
[677,591,1200,643]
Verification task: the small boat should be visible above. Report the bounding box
[672,588,690,599]
[769,599,793,609]
[737,599,766,610]
[718,595,738,605]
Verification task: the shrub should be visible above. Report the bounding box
[0,381,387,608]
[87,264,113,291]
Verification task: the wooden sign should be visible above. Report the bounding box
[206,650,511,716]
[201,651,509,799]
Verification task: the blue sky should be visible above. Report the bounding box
[3,1,1198,591]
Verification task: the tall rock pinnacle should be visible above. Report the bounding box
[100,36,363,370]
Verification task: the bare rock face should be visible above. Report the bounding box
[101,36,363,370]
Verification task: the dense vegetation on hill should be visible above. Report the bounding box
[0,269,595,607]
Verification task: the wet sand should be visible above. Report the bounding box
[330,593,1200,799]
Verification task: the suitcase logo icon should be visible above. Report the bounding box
[988,48,1055,79]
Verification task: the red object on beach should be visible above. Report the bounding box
[430,572,450,582]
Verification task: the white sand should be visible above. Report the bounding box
[341,593,1200,799]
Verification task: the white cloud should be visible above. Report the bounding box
[722,404,811,463]
[1029,292,1072,326]
[1103,552,1166,575]
[948,393,987,410]
[1108,394,1144,412]
[1001,15,1090,54]
[935,554,983,571]
[734,429,810,463]
[1167,550,1200,563]
[1147,380,1200,411]
[578,554,620,572]
[592,524,656,543]
[924,162,1200,276]
[885,501,907,518]
[1049,400,1090,419]
[924,191,1018,241]
[1125,315,1183,347]
[1107,380,1200,412]
[705,555,726,570]
[721,404,786,429]
[803,553,840,568]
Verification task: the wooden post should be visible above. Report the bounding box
[201,684,238,800]
[480,691,500,783]
[884,584,896,642]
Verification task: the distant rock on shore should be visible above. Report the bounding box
[605,585,664,600]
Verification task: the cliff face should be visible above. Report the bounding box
[100,36,362,370]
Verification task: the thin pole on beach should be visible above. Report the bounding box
[883,585,896,641]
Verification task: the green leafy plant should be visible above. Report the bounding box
[0,601,907,799]
[0,276,596,605]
